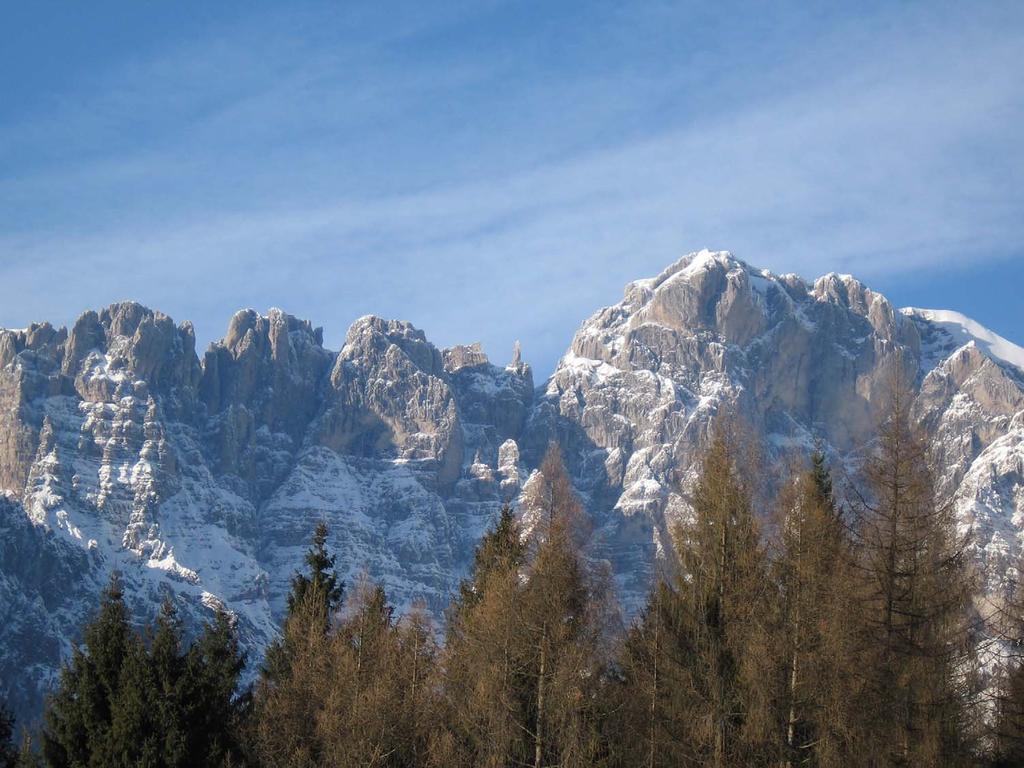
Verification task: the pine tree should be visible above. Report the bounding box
[41,576,250,768]
[262,522,343,684]
[851,379,976,766]
[43,573,134,767]
[149,600,188,765]
[810,447,835,509]
[94,598,191,767]
[105,628,161,766]
[287,522,344,619]
[183,609,249,766]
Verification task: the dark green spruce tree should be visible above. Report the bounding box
[105,620,162,766]
[286,522,344,619]
[262,522,343,684]
[452,504,525,617]
[182,609,249,766]
[41,575,248,767]
[148,601,188,764]
[809,448,834,508]
[43,573,134,767]
[253,522,344,765]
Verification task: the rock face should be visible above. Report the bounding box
[0,302,534,717]
[2,252,1022,721]
[527,252,1023,609]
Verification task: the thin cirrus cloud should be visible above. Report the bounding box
[0,1,1021,377]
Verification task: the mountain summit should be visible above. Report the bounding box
[2,251,1021,718]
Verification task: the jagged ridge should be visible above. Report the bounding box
[1,250,1021,721]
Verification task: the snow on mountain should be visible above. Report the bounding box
[530,251,1024,615]
[1,252,1022,722]
[903,307,1024,376]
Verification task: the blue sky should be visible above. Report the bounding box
[1,0,1021,376]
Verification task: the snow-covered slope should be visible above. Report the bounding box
[1,250,1022,722]
[0,305,533,717]
[904,307,1024,376]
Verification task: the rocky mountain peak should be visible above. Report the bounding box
[314,316,461,488]
[539,253,1024,615]
[0,255,1021,724]
[904,307,1024,378]
[0,322,67,370]
[339,315,445,378]
[201,308,330,426]
[443,342,490,372]
[812,273,909,343]
[60,302,200,401]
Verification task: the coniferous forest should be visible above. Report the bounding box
[4,392,1024,768]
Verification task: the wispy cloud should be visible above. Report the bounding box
[0,1,1021,374]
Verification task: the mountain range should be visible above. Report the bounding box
[3,249,1023,719]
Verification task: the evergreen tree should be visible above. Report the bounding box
[100,599,194,766]
[104,630,161,766]
[41,576,249,768]
[810,447,835,509]
[262,523,343,684]
[287,522,344,619]
[149,601,188,765]
[43,573,133,767]
[183,610,249,766]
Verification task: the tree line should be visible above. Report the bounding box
[4,391,1024,766]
